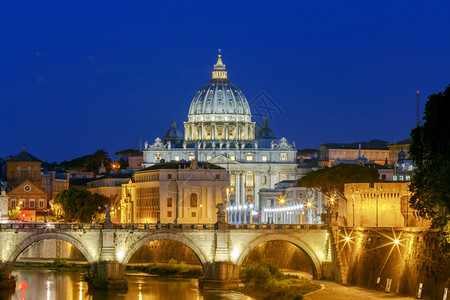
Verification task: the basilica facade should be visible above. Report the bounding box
[142,54,299,223]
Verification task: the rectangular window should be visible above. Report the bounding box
[167,174,172,179]
[299,192,303,199]
[230,155,235,161]
[39,200,44,208]
[188,153,195,161]
[191,212,196,218]
[215,174,220,179]
[207,155,212,160]
[29,200,35,209]
[167,198,173,207]
[10,199,16,208]
[280,153,287,161]
[246,155,253,161]
[155,153,162,161]
[262,155,267,162]
[174,155,180,161]
[167,211,172,217]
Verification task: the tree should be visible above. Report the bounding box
[53,188,109,223]
[298,164,379,224]
[62,149,112,174]
[116,149,140,169]
[409,85,450,255]
[8,206,21,220]
[297,164,379,201]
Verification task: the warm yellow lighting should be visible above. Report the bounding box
[307,202,311,208]
[345,236,350,242]
[116,250,125,261]
[394,239,399,245]
[230,247,240,261]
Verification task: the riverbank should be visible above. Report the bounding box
[126,260,203,278]
[240,262,320,300]
[14,259,89,271]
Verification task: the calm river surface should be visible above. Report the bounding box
[1,270,253,300]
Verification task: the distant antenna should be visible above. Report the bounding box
[139,136,142,152]
[416,91,420,126]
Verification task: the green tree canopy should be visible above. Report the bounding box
[115,149,140,169]
[62,149,112,174]
[53,188,109,223]
[297,164,379,200]
[409,85,450,254]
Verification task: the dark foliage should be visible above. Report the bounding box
[409,85,450,257]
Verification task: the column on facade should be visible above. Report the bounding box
[240,172,245,206]
[241,172,246,223]
[254,171,260,211]
[237,123,241,140]
[225,123,229,140]
[211,123,215,140]
[234,171,241,205]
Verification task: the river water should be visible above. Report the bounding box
[1,270,253,300]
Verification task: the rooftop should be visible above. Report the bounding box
[321,139,389,150]
[141,161,224,171]
[8,150,42,162]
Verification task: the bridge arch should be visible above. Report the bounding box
[5,232,95,276]
[122,233,209,268]
[235,234,323,279]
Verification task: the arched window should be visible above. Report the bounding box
[190,193,198,207]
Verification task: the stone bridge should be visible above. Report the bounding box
[0,223,332,289]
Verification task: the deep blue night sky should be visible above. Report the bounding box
[2,1,450,162]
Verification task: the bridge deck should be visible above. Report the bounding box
[0,222,329,231]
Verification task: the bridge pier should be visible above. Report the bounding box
[87,261,128,290]
[0,262,16,290]
[93,261,126,278]
[199,262,241,290]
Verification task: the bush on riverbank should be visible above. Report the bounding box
[240,262,320,300]
[14,259,90,271]
[126,259,203,278]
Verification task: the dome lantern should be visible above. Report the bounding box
[212,50,228,80]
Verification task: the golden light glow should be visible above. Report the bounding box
[230,246,240,261]
[370,229,406,280]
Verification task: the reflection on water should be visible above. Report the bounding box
[1,270,252,300]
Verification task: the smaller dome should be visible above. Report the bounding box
[164,121,184,144]
[398,150,406,161]
[256,117,276,139]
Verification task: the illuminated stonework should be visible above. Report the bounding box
[142,54,298,223]
[184,54,255,142]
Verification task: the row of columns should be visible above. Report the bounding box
[185,122,254,141]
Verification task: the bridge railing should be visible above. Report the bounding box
[0,222,328,231]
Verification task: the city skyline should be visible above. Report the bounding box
[2,1,450,162]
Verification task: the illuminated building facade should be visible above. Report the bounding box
[121,160,227,224]
[142,54,298,223]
